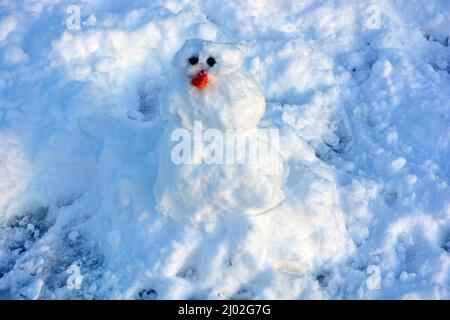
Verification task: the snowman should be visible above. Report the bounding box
[154,39,284,219]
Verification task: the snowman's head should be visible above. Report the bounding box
[162,39,265,130]
[172,39,246,89]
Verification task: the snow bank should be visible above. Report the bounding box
[0,0,449,299]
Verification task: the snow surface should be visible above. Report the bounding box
[0,0,449,299]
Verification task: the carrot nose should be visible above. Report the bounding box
[191,71,208,89]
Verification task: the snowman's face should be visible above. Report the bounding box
[172,39,246,89]
[162,39,265,130]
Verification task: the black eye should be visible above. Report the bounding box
[188,56,199,65]
[207,56,216,67]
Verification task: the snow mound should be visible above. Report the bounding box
[0,0,449,299]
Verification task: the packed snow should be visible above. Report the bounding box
[155,39,284,219]
[0,0,449,300]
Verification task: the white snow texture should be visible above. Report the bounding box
[0,0,449,300]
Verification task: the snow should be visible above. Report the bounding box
[0,15,16,42]
[0,0,449,300]
[66,264,84,290]
[155,39,284,219]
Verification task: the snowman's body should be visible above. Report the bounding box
[154,40,284,218]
